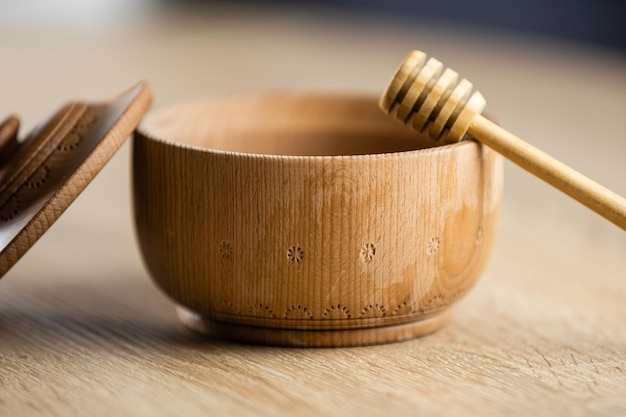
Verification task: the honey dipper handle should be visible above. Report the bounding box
[469,115,626,230]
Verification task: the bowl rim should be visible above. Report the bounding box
[135,91,479,161]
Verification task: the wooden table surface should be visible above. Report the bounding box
[0,5,625,416]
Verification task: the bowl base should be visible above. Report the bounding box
[176,307,450,347]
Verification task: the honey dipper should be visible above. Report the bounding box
[380,50,626,230]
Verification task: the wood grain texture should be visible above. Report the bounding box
[0,6,625,417]
[381,50,626,230]
[133,93,502,346]
[0,83,152,277]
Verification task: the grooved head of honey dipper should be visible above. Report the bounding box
[379,50,487,143]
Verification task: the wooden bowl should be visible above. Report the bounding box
[133,93,503,347]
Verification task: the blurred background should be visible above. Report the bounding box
[2,0,625,49]
[183,0,626,50]
[0,0,624,271]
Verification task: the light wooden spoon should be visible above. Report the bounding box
[380,50,626,230]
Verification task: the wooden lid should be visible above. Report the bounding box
[0,83,152,278]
